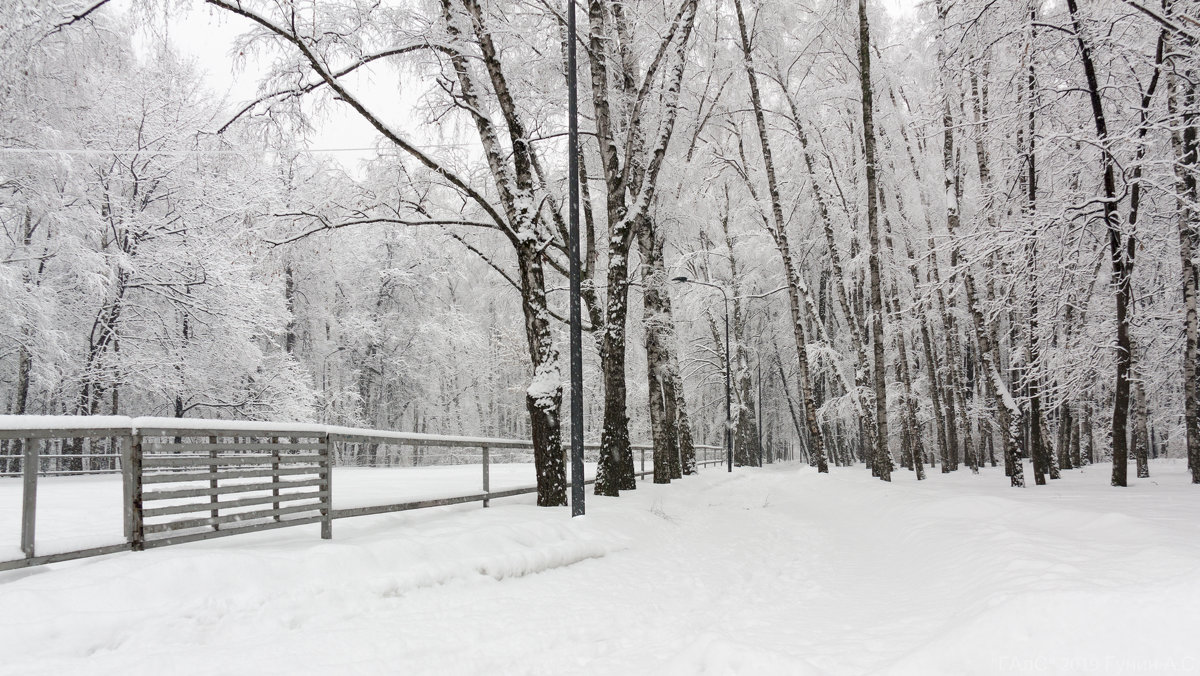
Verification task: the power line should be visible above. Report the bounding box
[0,143,476,157]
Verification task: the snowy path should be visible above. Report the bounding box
[2,460,1199,675]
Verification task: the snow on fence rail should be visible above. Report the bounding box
[0,416,722,571]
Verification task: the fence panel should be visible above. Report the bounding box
[133,430,331,549]
[0,416,726,571]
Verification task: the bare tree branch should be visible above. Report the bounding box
[205,0,514,240]
[267,212,497,247]
[217,42,456,133]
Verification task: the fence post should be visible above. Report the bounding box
[319,435,333,540]
[211,435,221,530]
[271,436,281,523]
[640,448,645,480]
[20,437,37,558]
[482,445,490,508]
[128,433,144,551]
[121,434,132,540]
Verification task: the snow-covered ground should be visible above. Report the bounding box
[2,460,1198,675]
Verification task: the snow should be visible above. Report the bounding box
[2,460,1199,675]
[526,362,563,404]
[0,415,328,435]
[0,415,134,431]
[0,415,537,446]
[132,417,329,434]
[324,426,533,447]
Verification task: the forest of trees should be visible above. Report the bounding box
[2,0,1198,504]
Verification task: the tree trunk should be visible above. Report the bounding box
[1167,41,1200,483]
[891,294,925,480]
[1122,27,1167,483]
[1070,409,1082,469]
[284,263,297,355]
[673,364,698,475]
[589,6,634,490]
[1025,256,1048,486]
[1132,350,1152,479]
[639,218,681,484]
[518,247,567,506]
[719,206,761,467]
[956,58,1023,486]
[920,319,950,471]
[880,187,924,480]
[857,0,891,481]
[585,0,698,494]
[932,0,975,475]
[12,339,31,478]
[1067,0,1135,488]
[596,231,635,494]
[889,105,955,473]
[1058,404,1075,471]
[731,0,827,473]
[1083,401,1096,466]
[780,84,874,462]
[1019,17,1050,485]
[440,0,570,503]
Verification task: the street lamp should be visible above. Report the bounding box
[566,0,585,517]
[671,276,733,473]
[320,346,348,424]
[320,346,348,393]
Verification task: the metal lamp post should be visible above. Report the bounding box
[320,346,348,392]
[671,276,733,473]
[756,352,763,466]
[566,0,585,517]
[320,346,348,424]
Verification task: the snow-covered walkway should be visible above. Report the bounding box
[2,460,1199,675]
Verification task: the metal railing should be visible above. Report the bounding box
[0,416,722,572]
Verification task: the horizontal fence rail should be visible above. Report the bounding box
[0,416,726,572]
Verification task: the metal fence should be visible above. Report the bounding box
[0,416,723,572]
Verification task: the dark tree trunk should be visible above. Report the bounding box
[857,0,891,481]
[1067,0,1135,488]
[1070,409,1082,469]
[1019,23,1050,485]
[640,218,681,484]
[586,0,697,494]
[518,248,567,506]
[920,321,950,472]
[284,263,297,355]
[440,0,569,503]
[1167,39,1200,483]
[1058,404,1075,471]
[1133,367,1151,479]
[596,238,635,493]
[673,366,698,475]
[1083,402,1096,466]
[1123,29,1166,483]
